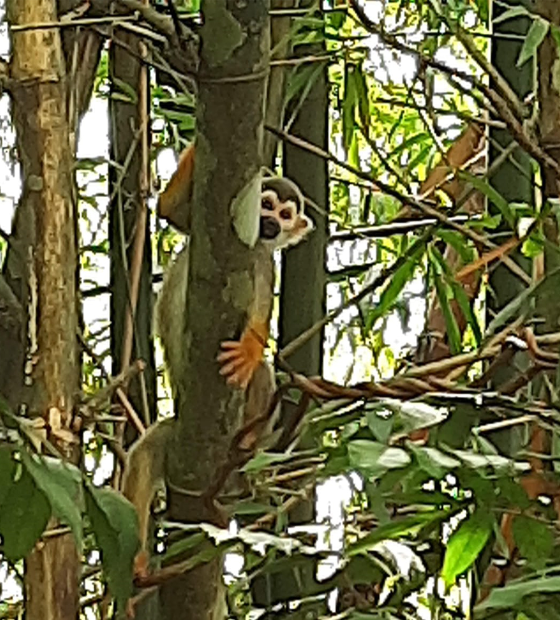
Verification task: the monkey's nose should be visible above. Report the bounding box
[260,216,281,240]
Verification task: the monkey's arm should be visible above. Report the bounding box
[156,144,195,234]
[122,419,174,577]
[218,246,274,388]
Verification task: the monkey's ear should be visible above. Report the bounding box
[297,213,314,234]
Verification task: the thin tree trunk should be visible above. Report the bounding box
[478,0,534,595]
[8,0,80,617]
[109,27,156,426]
[159,2,270,618]
[254,0,328,610]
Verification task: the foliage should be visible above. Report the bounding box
[3,0,560,618]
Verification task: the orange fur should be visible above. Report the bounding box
[157,144,195,233]
[218,321,269,389]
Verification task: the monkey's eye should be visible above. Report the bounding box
[262,198,274,210]
[279,208,293,221]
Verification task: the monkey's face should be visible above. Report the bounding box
[260,177,313,250]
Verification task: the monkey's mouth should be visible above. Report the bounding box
[260,216,281,240]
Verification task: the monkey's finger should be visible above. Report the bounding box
[220,340,242,351]
[219,357,247,377]
[217,349,242,364]
[220,364,251,389]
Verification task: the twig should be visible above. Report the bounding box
[116,0,196,42]
[81,359,146,410]
[10,15,138,31]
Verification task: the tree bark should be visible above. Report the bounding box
[7,0,80,617]
[159,2,270,618]
[109,23,156,427]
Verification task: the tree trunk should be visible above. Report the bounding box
[159,2,271,618]
[478,0,535,594]
[7,0,80,617]
[109,27,156,426]
[254,0,328,609]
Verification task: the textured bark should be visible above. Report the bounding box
[486,0,533,389]
[279,4,328,377]
[109,26,156,426]
[478,0,535,593]
[159,2,270,619]
[263,0,296,167]
[254,0,328,608]
[7,0,80,617]
[0,0,102,408]
[58,0,104,123]
[487,0,533,318]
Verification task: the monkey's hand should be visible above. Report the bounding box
[133,550,150,581]
[218,323,267,388]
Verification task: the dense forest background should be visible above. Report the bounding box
[1,0,560,618]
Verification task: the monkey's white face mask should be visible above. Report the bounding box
[259,179,313,250]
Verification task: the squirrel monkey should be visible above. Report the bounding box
[122,145,313,577]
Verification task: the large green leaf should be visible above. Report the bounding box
[512,515,553,568]
[430,247,461,353]
[0,446,16,507]
[348,510,449,556]
[408,443,460,478]
[242,451,293,473]
[476,575,560,611]
[342,63,358,152]
[85,485,139,611]
[517,17,549,67]
[348,439,411,476]
[0,468,50,561]
[21,452,83,551]
[459,172,515,228]
[365,245,425,332]
[441,507,493,586]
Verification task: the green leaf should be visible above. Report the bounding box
[408,444,460,478]
[521,231,544,258]
[342,64,358,152]
[366,411,393,443]
[354,64,370,129]
[431,255,461,354]
[476,576,560,610]
[285,63,322,107]
[517,17,550,67]
[0,468,50,561]
[85,485,139,610]
[552,25,560,50]
[448,448,519,471]
[493,6,529,24]
[348,440,410,475]
[348,511,448,555]
[441,508,493,586]
[242,451,293,473]
[365,245,424,332]
[164,532,207,564]
[450,278,482,345]
[385,400,448,432]
[233,501,273,516]
[21,453,83,551]
[436,229,474,264]
[459,172,515,228]
[0,447,16,507]
[512,515,553,568]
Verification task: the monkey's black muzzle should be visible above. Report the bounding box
[260,216,281,241]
